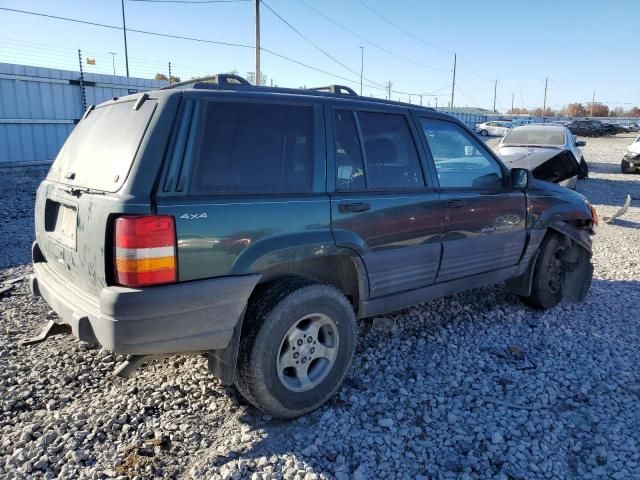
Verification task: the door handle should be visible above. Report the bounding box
[338,202,371,213]
[446,199,467,208]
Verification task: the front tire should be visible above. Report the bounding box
[621,159,635,174]
[235,278,357,418]
[521,234,571,309]
[480,129,489,136]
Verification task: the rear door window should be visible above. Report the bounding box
[357,111,424,189]
[333,110,425,190]
[333,110,366,190]
[189,101,315,194]
[47,99,156,192]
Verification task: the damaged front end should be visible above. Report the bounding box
[548,224,595,302]
[622,151,640,172]
[530,150,581,185]
[499,147,581,186]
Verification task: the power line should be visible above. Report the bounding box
[0,7,379,90]
[128,0,249,3]
[356,0,452,54]
[260,0,384,87]
[0,5,447,99]
[0,7,255,49]
[457,56,488,80]
[296,0,449,73]
[261,47,384,91]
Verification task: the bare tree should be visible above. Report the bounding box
[154,73,181,83]
[246,71,267,86]
[589,103,609,117]
[566,103,587,117]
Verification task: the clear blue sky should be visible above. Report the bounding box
[1,0,638,111]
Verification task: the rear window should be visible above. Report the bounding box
[47,99,156,192]
[189,101,315,195]
[503,128,565,146]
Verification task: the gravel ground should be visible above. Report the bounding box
[1,135,639,479]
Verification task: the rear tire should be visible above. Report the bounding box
[235,278,357,418]
[578,157,589,179]
[521,234,571,309]
[621,159,635,174]
[480,129,489,136]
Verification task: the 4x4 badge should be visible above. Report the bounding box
[180,213,208,220]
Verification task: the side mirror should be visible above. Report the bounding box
[576,140,586,147]
[511,168,533,189]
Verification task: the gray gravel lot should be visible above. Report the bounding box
[1,135,639,479]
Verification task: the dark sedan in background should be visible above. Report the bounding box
[567,120,617,137]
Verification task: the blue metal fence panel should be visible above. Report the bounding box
[0,62,164,163]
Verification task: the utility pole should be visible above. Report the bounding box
[493,79,498,114]
[168,62,172,85]
[419,94,423,106]
[121,0,130,77]
[511,92,514,113]
[590,90,595,117]
[450,53,456,110]
[359,46,364,96]
[109,52,117,76]
[435,97,438,109]
[386,81,393,100]
[255,0,260,85]
[78,49,87,111]
[543,77,548,112]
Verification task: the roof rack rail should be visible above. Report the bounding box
[159,73,252,90]
[307,85,358,96]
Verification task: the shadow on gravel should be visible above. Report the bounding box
[578,177,639,207]
[3,274,640,478]
[189,279,640,479]
[606,218,640,229]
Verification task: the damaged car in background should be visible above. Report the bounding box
[495,124,588,189]
[621,135,640,173]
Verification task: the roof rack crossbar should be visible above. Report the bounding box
[307,85,358,96]
[160,73,252,90]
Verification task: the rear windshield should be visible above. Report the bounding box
[47,99,156,192]
[503,128,565,146]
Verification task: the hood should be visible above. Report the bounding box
[497,146,580,184]
[531,178,583,197]
[626,140,640,156]
[498,146,563,169]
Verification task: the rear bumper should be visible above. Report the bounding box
[31,258,260,355]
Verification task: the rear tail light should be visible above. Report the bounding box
[114,215,177,287]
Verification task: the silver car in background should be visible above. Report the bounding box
[475,121,512,137]
[495,125,588,189]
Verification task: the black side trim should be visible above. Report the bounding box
[362,265,519,317]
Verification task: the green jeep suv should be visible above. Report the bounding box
[31,75,597,418]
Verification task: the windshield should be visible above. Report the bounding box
[47,99,156,192]
[502,128,565,146]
